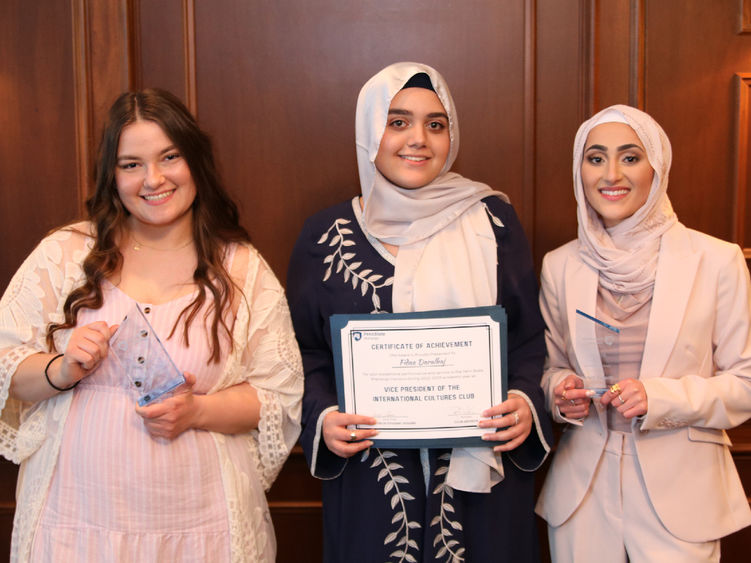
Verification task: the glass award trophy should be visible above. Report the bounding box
[575,309,619,397]
[110,303,186,406]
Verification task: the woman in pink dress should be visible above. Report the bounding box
[0,89,303,562]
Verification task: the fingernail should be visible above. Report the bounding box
[585,390,596,397]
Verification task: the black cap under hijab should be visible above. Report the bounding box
[401,72,435,92]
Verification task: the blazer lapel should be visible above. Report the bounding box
[641,223,700,380]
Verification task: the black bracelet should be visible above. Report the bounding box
[44,353,78,392]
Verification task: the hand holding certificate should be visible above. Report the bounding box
[330,306,507,448]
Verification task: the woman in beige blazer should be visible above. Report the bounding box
[535,105,751,562]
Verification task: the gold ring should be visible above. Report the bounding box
[561,389,568,400]
[512,411,520,426]
[618,394,626,404]
[349,431,357,442]
[609,383,622,395]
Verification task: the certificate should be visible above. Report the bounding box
[330,306,507,448]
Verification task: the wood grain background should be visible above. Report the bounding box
[1,1,750,560]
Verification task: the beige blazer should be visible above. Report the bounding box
[535,222,751,542]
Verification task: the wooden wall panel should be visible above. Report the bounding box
[192,0,529,280]
[84,0,133,156]
[592,0,632,108]
[742,0,751,33]
[643,1,751,242]
[0,0,79,289]
[532,0,585,260]
[136,0,191,103]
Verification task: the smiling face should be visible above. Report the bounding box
[115,119,197,232]
[374,87,450,189]
[580,122,655,228]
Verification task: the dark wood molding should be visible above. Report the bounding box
[629,0,645,108]
[740,0,751,34]
[522,0,537,238]
[128,0,142,90]
[735,73,751,258]
[182,0,197,116]
[72,0,93,215]
[579,0,595,119]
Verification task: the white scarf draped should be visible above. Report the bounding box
[356,61,509,492]
[573,104,677,293]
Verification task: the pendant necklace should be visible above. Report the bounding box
[131,234,193,252]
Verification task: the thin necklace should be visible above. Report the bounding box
[131,233,194,252]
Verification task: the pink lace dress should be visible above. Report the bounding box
[30,282,234,561]
[1,228,302,562]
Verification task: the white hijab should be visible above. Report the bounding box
[356,62,509,492]
[573,104,677,293]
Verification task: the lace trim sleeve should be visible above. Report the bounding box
[0,226,91,462]
[231,245,304,490]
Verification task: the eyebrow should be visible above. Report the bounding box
[117,145,178,161]
[584,143,644,152]
[388,108,449,120]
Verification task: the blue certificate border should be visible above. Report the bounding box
[330,305,508,448]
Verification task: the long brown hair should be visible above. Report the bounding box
[47,88,250,362]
